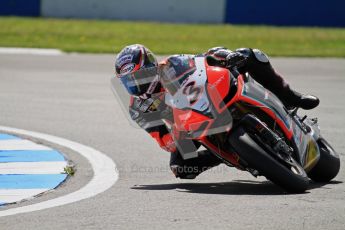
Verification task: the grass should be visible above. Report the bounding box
[63,165,75,176]
[0,17,345,57]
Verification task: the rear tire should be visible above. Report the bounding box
[229,127,309,193]
[308,138,340,182]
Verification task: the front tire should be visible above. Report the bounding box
[308,138,340,182]
[229,127,309,193]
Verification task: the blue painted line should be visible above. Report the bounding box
[0,133,68,205]
[0,174,67,189]
[0,134,20,140]
[0,150,65,163]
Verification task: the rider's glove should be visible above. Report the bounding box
[225,52,247,69]
[206,48,247,69]
[206,48,230,67]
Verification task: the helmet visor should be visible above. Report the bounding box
[118,66,158,95]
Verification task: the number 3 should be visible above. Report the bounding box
[182,81,202,105]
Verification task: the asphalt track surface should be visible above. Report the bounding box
[0,53,344,229]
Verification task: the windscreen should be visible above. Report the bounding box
[159,55,196,95]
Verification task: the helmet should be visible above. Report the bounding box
[115,44,158,96]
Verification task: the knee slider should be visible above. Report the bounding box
[252,49,269,63]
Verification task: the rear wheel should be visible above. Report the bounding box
[308,138,340,182]
[229,127,309,193]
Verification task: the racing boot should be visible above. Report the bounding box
[280,89,320,110]
[170,150,222,179]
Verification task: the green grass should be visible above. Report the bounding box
[1,17,345,57]
[63,165,75,176]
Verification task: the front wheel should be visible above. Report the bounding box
[307,138,340,182]
[229,127,309,193]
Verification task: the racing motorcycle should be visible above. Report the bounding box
[111,55,340,193]
[156,56,340,193]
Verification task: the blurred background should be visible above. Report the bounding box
[0,0,345,56]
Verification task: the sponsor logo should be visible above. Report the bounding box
[120,63,135,75]
[117,54,133,67]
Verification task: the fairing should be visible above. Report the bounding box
[164,57,234,160]
[237,75,320,171]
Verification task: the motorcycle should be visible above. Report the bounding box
[158,56,340,193]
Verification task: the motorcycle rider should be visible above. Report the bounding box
[114,44,319,179]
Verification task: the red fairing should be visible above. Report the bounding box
[171,63,233,139]
[173,107,211,135]
[206,66,231,98]
[150,131,177,153]
[167,57,294,168]
[206,66,231,112]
